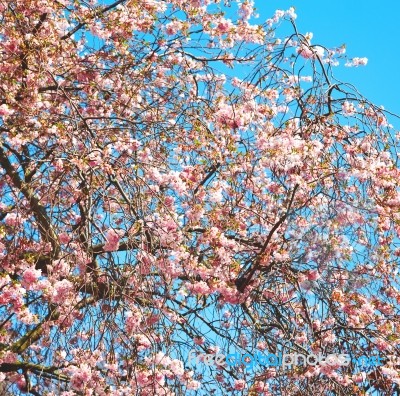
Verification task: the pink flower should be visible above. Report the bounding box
[307,270,320,281]
[342,100,356,116]
[152,351,172,367]
[103,229,121,251]
[375,338,389,351]
[345,57,368,67]
[217,21,232,34]
[352,373,365,383]
[22,268,41,289]
[4,213,24,227]
[295,332,307,344]
[54,158,64,171]
[136,371,150,386]
[51,279,74,304]
[285,7,297,19]
[125,310,141,333]
[0,104,14,117]
[17,308,37,325]
[253,381,269,392]
[209,189,223,203]
[16,375,26,391]
[193,336,204,345]
[312,320,321,330]
[361,302,374,315]
[234,379,246,390]
[51,258,71,277]
[58,232,70,244]
[134,334,152,351]
[130,139,141,150]
[215,104,244,129]
[297,45,324,59]
[319,364,334,375]
[186,281,210,294]
[239,1,254,20]
[187,379,201,390]
[297,45,314,59]
[70,364,92,391]
[87,150,102,167]
[185,206,204,223]
[168,359,184,376]
[322,331,337,344]
[314,46,325,57]
[165,21,182,36]
[0,241,5,258]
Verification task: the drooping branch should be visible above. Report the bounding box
[0,146,60,259]
[235,184,299,292]
[60,0,128,40]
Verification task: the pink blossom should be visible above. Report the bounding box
[58,232,70,244]
[185,206,204,223]
[361,302,374,315]
[375,338,389,351]
[285,7,297,19]
[22,268,41,289]
[345,57,368,67]
[70,364,92,391]
[187,379,201,390]
[209,189,223,203]
[342,101,356,116]
[168,359,184,376]
[381,366,399,378]
[51,279,74,304]
[17,308,38,325]
[16,375,26,391]
[51,259,71,277]
[297,45,324,59]
[314,46,325,57]
[54,158,64,171]
[103,229,121,251]
[134,334,152,351]
[4,213,24,227]
[125,310,141,333]
[216,20,233,34]
[87,150,102,167]
[130,139,141,150]
[193,336,205,345]
[186,281,210,294]
[352,373,365,383]
[239,1,254,20]
[322,331,337,344]
[152,351,172,367]
[234,379,246,390]
[136,371,150,386]
[253,381,269,392]
[307,270,320,281]
[295,332,307,344]
[215,104,245,129]
[297,45,314,59]
[0,104,14,117]
[165,21,183,36]
[319,364,334,376]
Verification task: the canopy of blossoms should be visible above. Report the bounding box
[0,1,399,395]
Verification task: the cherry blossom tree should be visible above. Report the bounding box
[1,0,400,395]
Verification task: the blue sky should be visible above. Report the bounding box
[257,1,399,114]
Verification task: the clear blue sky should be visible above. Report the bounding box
[257,1,399,114]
